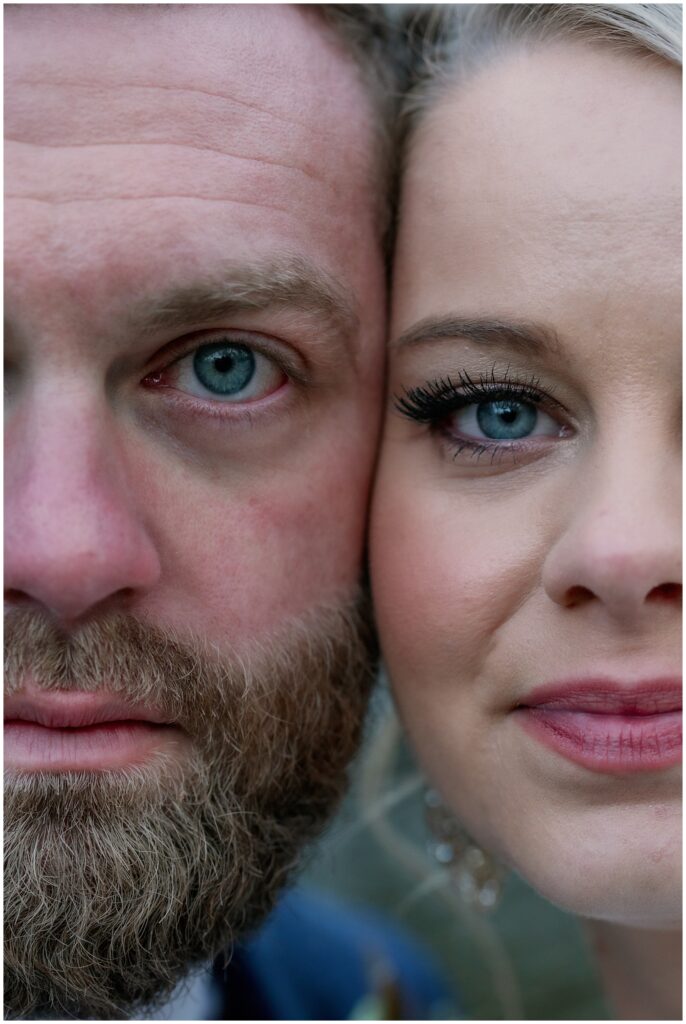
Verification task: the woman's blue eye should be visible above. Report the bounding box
[193,343,255,395]
[476,399,537,439]
[393,375,568,465]
[452,396,560,442]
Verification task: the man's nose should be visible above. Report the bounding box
[5,398,162,626]
[541,446,681,627]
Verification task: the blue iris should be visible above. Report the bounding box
[193,343,255,395]
[476,400,537,439]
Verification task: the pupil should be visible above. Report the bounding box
[193,343,255,395]
[476,400,536,439]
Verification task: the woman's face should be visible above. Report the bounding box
[371,43,681,926]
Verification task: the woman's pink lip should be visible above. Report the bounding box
[519,677,682,714]
[514,677,682,773]
[3,689,185,771]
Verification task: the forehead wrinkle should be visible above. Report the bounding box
[6,135,320,210]
[6,139,321,185]
[7,195,293,216]
[9,79,324,136]
[5,4,375,124]
[6,82,353,203]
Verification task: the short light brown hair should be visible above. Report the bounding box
[313,5,408,251]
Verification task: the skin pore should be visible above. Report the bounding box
[371,42,681,1019]
[4,5,385,1016]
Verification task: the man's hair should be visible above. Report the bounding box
[399,4,682,143]
[314,5,408,252]
[318,4,405,110]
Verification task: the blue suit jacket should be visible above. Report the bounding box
[214,887,459,1020]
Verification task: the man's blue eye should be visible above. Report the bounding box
[476,400,537,439]
[193,344,255,395]
[152,337,286,405]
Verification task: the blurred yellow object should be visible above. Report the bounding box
[349,949,411,1019]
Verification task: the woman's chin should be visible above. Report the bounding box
[531,874,681,931]
[501,818,682,930]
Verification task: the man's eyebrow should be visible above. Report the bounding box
[392,315,561,357]
[131,255,359,344]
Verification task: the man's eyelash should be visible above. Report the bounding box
[393,369,559,424]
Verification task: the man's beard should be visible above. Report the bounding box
[4,596,377,1020]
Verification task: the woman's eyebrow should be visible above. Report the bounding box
[391,315,562,358]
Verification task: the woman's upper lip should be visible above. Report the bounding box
[3,691,171,729]
[519,677,682,715]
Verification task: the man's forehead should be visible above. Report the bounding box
[5,5,373,162]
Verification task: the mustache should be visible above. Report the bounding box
[4,596,377,743]
[5,609,236,735]
[4,596,377,811]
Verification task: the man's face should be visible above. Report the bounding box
[4,5,385,1017]
[5,4,385,644]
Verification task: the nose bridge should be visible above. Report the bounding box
[11,386,117,523]
[6,388,161,620]
[543,438,681,618]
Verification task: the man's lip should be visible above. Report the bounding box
[3,691,172,729]
[517,677,682,715]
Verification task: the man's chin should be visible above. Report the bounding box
[5,759,255,1019]
[3,597,376,1020]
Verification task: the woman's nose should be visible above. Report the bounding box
[541,447,681,627]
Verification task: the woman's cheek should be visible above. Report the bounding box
[372,475,541,686]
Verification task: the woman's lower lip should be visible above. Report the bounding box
[516,707,682,773]
[3,720,187,772]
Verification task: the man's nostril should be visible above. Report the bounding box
[4,589,34,607]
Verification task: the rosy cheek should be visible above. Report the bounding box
[372,494,518,684]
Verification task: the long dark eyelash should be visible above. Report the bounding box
[393,368,556,425]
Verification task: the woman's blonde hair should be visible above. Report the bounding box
[401,4,682,138]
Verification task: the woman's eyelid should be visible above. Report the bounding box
[447,369,565,408]
[394,372,570,423]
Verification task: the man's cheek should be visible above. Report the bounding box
[143,471,367,644]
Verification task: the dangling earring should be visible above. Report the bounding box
[423,787,505,912]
